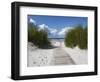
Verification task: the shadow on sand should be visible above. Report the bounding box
[39,45,58,49]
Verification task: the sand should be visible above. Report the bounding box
[62,42,88,64]
[27,41,88,67]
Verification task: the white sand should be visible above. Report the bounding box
[62,42,88,64]
[28,41,88,67]
[27,42,54,67]
[50,40,61,47]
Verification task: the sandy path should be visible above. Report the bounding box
[53,47,75,65]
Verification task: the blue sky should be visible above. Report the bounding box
[28,15,88,38]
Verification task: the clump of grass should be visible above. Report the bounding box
[64,25,87,49]
[28,23,51,48]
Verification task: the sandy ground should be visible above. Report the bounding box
[61,42,88,64]
[27,42,54,67]
[27,41,87,67]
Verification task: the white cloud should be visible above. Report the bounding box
[29,18,36,25]
[50,29,57,34]
[38,24,49,31]
[38,24,48,29]
[58,27,73,36]
[38,24,73,37]
[38,24,58,35]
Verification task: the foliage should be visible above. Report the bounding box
[28,23,50,48]
[64,25,87,49]
[64,29,77,48]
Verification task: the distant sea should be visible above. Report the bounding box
[48,38,64,42]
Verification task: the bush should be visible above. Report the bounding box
[28,23,50,48]
[64,25,87,49]
[28,23,38,42]
[64,29,77,48]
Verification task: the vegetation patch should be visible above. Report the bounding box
[64,25,87,49]
[28,23,51,48]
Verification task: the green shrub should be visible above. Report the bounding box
[28,23,50,48]
[28,23,38,42]
[64,29,77,48]
[64,25,87,49]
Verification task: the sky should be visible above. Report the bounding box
[28,15,88,38]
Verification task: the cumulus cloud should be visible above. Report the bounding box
[38,24,49,31]
[58,27,73,36]
[29,18,36,25]
[38,24,48,29]
[38,24,73,37]
[29,18,74,37]
[50,29,57,34]
[38,24,58,35]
